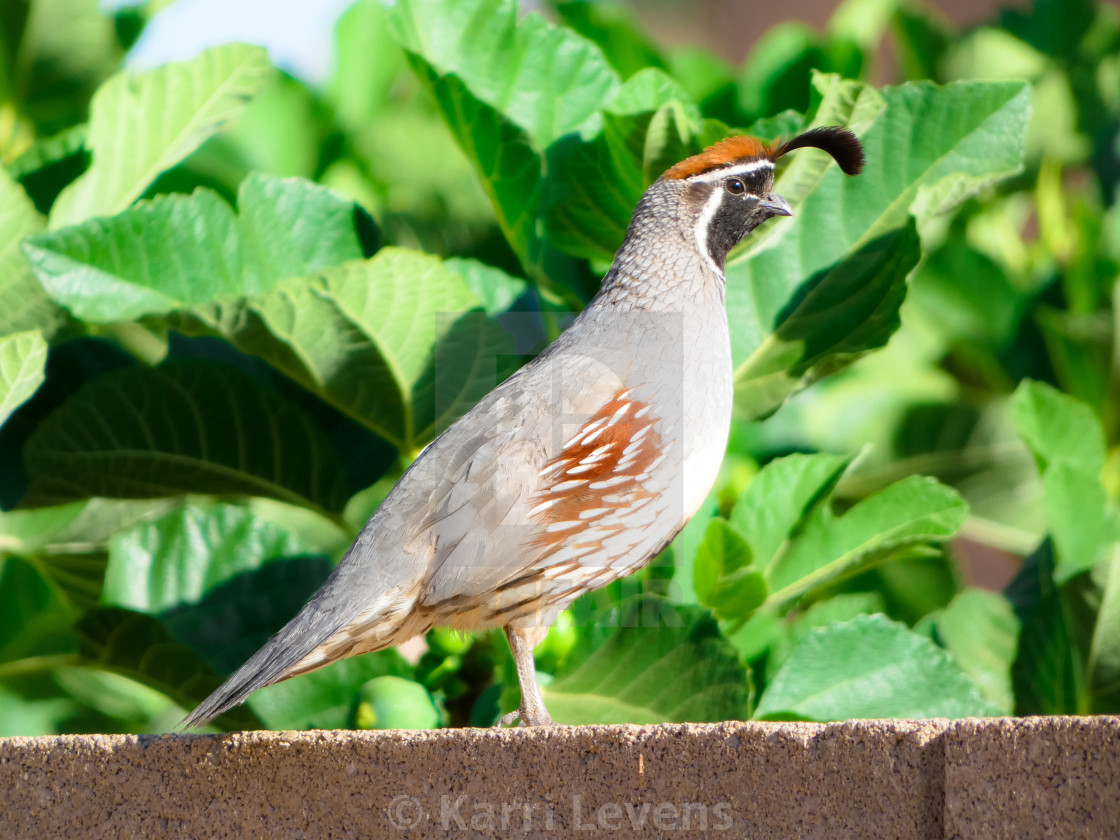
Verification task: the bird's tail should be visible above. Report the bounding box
[180,597,350,729]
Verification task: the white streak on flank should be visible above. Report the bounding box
[633,404,652,419]
[686,160,775,184]
[589,475,630,490]
[580,443,615,464]
[580,425,607,446]
[617,388,635,400]
[545,520,582,533]
[538,461,565,478]
[629,424,652,443]
[565,463,599,475]
[622,437,646,457]
[552,479,588,493]
[579,507,612,520]
[528,500,554,517]
[608,403,632,424]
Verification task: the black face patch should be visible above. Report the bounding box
[705,172,777,269]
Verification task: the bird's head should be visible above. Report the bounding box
[653,126,866,274]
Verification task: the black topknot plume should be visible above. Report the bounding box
[773,126,865,176]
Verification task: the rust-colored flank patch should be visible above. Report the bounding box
[528,388,661,552]
[662,135,775,180]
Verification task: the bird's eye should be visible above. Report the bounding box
[725,178,746,195]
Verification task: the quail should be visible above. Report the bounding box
[183,127,865,729]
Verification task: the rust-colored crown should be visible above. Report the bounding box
[662,126,865,181]
[662,136,774,180]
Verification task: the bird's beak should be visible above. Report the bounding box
[759,193,793,217]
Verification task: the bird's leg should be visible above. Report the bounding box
[497,624,554,727]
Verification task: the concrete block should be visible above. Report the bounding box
[943,716,1120,839]
[2,717,1118,839]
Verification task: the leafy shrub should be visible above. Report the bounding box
[0,0,1117,733]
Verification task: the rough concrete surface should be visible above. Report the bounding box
[0,717,1116,839]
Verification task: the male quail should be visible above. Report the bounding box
[184,127,865,728]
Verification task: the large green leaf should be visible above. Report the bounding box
[75,607,262,731]
[199,249,512,453]
[101,501,337,676]
[0,170,61,337]
[390,0,619,150]
[767,475,967,605]
[727,77,1030,415]
[25,173,369,323]
[389,0,597,290]
[547,93,721,263]
[1011,380,1120,581]
[22,360,349,515]
[755,614,999,720]
[103,501,308,614]
[730,451,852,571]
[49,43,274,227]
[937,588,1020,714]
[734,220,921,419]
[541,602,749,724]
[0,330,47,427]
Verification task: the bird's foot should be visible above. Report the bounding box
[496,705,554,727]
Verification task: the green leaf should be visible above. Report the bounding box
[327,0,405,131]
[207,249,512,453]
[727,78,1030,414]
[0,555,75,661]
[398,58,574,286]
[75,606,262,731]
[937,588,1020,714]
[443,257,529,315]
[389,0,597,289]
[0,499,184,613]
[389,0,619,150]
[1088,546,1120,712]
[755,614,999,720]
[49,43,274,227]
[542,602,749,724]
[1006,540,1084,715]
[102,501,337,676]
[0,170,61,337]
[7,0,123,137]
[103,502,307,614]
[25,173,368,323]
[765,592,885,680]
[552,2,667,80]
[548,101,718,263]
[247,651,413,730]
[23,360,349,515]
[694,519,767,621]
[1011,380,1119,581]
[767,476,967,606]
[730,452,852,571]
[354,675,442,729]
[0,330,47,427]
[1011,379,1106,474]
[734,220,921,419]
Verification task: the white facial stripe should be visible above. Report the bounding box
[694,185,727,279]
[686,159,775,185]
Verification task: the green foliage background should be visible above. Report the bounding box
[0,0,1118,733]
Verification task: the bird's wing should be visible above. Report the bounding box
[413,353,676,622]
